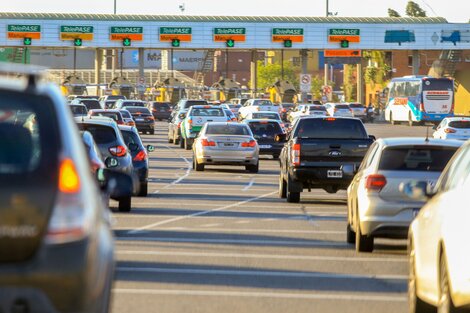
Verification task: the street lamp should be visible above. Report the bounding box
[114,0,117,14]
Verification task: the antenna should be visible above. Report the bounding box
[425,126,430,142]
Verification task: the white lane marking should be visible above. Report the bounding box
[242,177,255,191]
[199,223,221,228]
[127,191,276,234]
[159,188,274,192]
[234,220,250,224]
[113,288,406,302]
[117,236,348,247]
[116,250,406,263]
[116,266,407,280]
[154,228,344,235]
[152,145,192,194]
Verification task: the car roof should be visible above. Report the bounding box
[117,124,138,132]
[206,122,248,126]
[90,109,120,113]
[191,105,219,109]
[378,137,464,148]
[442,117,470,122]
[74,116,117,126]
[244,119,281,124]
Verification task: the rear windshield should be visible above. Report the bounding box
[69,105,87,116]
[191,108,225,117]
[183,100,208,109]
[107,95,126,100]
[253,100,274,106]
[121,130,142,146]
[448,120,470,129]
[123,101,145,107]
[335,105,350,109]
[153,102,171,109]
[80,100,101,110]
[294,118,367,139]
[91,112,120,121]
[282,104,294,108]
[229,104,241,109]
[206,124,251,136]
[0,91,60,174]
[252,112,279,120]
[126,107,151,115]
[349,103,364,108]
[77,124,117,144]
[120,110,131,118]
[309,106,326,111]
[422,79,453,91]
[379,146,457,172]
[248,122,282,136]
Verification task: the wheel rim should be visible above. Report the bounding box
[409,244,417,312]
[438,257,450,313]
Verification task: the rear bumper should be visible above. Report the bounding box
[258,143,283,155]
[198,149,258,165]
[290,166,358,190]
[135,122,154,131]
[152,112,171,119]
[133,162,148,183]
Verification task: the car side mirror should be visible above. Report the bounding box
[400,180,434,201]
[369,135,376,141]
[147,145,155,152]
[105,157,119,168]
[275,133,287,142]
[128,143,139,152]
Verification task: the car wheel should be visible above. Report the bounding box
[180,137,185,148]
[408,112,415,127]
[278,174,287,198]
[118,197,131,212]
[390,113,396,125]
[409,239,435,313]
[286,174,300,203]
[185,138,192,150]
[355,214,373,252]
[168,136,174,143]
[439,253,459,313]
[246,162,259,173]
[194,157,204,171]
[346,224,356,244]
[138,183,148,197]
[272,154,280,160]
[174,134,180,145]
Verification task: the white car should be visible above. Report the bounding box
[349,103,366,120]
[305,105,328,117]
[288,104,308,122]
[404,140,470,313]
[325,103,353,117]
[433,117,470,140]
[238,99,278,120]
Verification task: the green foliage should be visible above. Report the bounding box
[405,1,427,17]
[363,51,391,88]
[388,8,401,17]
[343,65,357,102]
[310,75,334,99]
[256,60,299,91]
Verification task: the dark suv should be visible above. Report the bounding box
[0,65,119,312]
[148,101,173,120]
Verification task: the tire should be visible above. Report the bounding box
[278,174,287,198]
[246,162,259,173]
[408,239,435,313]
[118,197,131,212]
[347,224,356,244]
[168,136,173,143]
[439,253,460,313]
[180,137,185,148]
[174,134,180,145]
[355,213,374,252]
[286,174,300,203]
[194,157,204,171]
[272,154,280,160]
[185,138,192,150]
[390,113,396,125]
[408,112,415,127]
[138,183,148,197]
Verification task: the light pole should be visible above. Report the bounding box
[114,0,117,14]
[326,0,328,17]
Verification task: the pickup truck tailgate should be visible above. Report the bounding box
[299,139,373,166]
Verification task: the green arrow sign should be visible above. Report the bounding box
[74,38,83,46]
[226,39,235,48]
[171,39,180,47]
[23,37,32,46]
[284,40,293,48]
[123,38,131,46]
[340,40,349,48]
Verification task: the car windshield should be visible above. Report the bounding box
[120,110,131,118]
[253,100,273,106]
[379,146,458,172]
[126,107,151,115]
[295,118,367,139]
[448,120,470,129]
[123,101,145,107]
[206,124,251,136]
[248,122,282,136]
[154,103,171,109]
[77,124,117,144]
[80,100,101,110]
[349,103,364,108]
[252,113,279,120]
[70,105,87,116]
[309,106,326,111]
[335,105,350,110]
[191,108,225,117]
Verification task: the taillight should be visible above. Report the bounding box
[133,149,147,161]
[282,108,287,113]
[117,120,124,125]
[291,143,301,166]
[188,119,193,129]
[152,108,157,112]
[231,118,237,122]
[109,145,127,157]
[420,103,425,112]
[450,103,455,113]
[241,140,257,147]
[201,139,216,147]
[147,116,155,121]
[58,158,80,193]
[177,121,182,129]
[334,108,338,112]
[128,121,135,126]
[444,128,456,133]
[365,174,387,191]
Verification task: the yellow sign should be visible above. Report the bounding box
[60,33,94,40]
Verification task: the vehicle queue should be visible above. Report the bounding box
[1,64,470,313]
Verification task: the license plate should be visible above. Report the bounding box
[135,118,144,122]
[223,143,235,147]
[259,145,272,149]
[412,208,420,218]
[327,170,343,178]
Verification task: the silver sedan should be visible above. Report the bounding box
[192,122,259,172]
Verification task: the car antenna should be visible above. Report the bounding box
[425,126,430,142]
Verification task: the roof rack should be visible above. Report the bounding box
[0,62,48,90]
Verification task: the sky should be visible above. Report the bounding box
[2,0,469,23]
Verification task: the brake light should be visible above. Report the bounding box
[188,119,193,129]
[291,143,301,166]
[241,140,257,147]
[152,108,157,112]
[177,121,182,129]
[334,108,338,112]
[127,121,135,126]
[117,120,124,125]
[58,158,80,193]
[444,128,456,133]
[420,103,425,112]
[231,118,237,122]
[133,150,148,161]
[325,117,336,121]
[365,174,387,191]
[109,145,127,157]
[201,139,216,146]
[282,108,287,113]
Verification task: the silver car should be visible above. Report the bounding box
[347,137,462,252]
[192,122,259,173]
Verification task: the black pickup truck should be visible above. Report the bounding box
[278,117,375,203]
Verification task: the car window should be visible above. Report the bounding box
[121,130,140,146]
[92,112,120,121]
[80,100,101,110]
[448,120,470,129]
[206,124,251,136]
[253,100,273,106]
[294,118,367,139]
[248,122,282,136]
[77,124,117,144]
[309,106,327,112]
[126,107,151,115]
[191,108,225,117]
[252,113,279,120]
[437,145,470,192]
[70,105,87,116]
[335,104,350,109]
[378,146,457,172]
[120,110,131,118]
[349,103,364,108]
[359,142,379,170]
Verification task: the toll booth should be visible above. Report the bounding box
[268,79,297,104]
[210,77,241,102]
[108,77,133,99]
[154,77,187,104]
[61,75,87,96]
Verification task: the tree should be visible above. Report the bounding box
[388,8,401,17]
[405,1,427,17]
[256,60,299,91]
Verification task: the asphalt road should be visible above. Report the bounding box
[110,121,430,313]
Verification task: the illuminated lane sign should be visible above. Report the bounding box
[7,25,41,39]
[159,27,192,42]
[60,26,94,41]
[110,27,143,41]
[213,28,246,43]
[272,28,304,43]
[324,49,361,57]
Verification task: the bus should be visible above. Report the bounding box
[384,76,454,126]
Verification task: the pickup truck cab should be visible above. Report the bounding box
[180,105,227,150]
[238,99,278,120]
[279,117,375,202]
